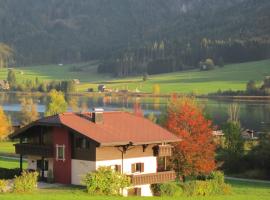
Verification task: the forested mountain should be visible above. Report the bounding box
[0,0,270,74]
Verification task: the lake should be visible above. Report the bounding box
[1,93,270,132]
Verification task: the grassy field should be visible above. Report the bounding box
[0,61,112,85]
[0,141,16,154]
[0,157,27,169]
[0,59,270,94]
[0,180,269,200]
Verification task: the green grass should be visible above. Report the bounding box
[1,59,270,94]
[0,141,15,154]
[0,180,269,200]
[94,59,270,94]
[0,157,27,169]
[0,61,112,85]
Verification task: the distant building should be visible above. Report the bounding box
[0,80,10,90]
[241,129,258,140]
[72,79,80,84]
[98,84,106,92]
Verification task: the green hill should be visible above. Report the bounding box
[84,59,270,94]
[1,60,270,94]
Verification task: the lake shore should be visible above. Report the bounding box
[1,91,270,101]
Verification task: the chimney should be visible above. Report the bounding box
[92,108,104,124]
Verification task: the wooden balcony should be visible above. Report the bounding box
[15,143,53,157]
[153,145,173,157]
[129,171,176,185]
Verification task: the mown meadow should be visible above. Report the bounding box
[0,60,270,94]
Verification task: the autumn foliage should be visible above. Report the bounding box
[0,107,12,141]
[166,96,216,177]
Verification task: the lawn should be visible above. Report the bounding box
[0,157,27,169]
[0,141,15,154]
[0,59,270,94]
[0,180,269,200]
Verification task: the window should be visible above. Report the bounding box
[56,144,65,161]
[131,163,144,173]
[75,137,90,149]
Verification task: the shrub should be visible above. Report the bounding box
[13,171,38,193]
[208,171,224,185]
[151,182,182,197]
[83,167,130,195]
[183,171,231,196]
[0,168,21,179]
[0,180,9,193]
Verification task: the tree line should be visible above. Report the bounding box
[98,38,270,77]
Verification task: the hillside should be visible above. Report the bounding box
[0,0,270,66]
[91,59,270,94]
[1,60,269,94]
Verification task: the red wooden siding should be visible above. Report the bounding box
[53,127,71,184]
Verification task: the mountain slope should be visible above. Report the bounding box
[0,0,269,65]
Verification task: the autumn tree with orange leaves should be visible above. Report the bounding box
[166,96,216,179]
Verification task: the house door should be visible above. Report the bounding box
[37,159,49,179]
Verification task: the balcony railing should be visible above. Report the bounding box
[15,143,53,157]
[153,145,173,157]
[129,171,176,185]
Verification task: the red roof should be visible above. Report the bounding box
[11,112,180,146]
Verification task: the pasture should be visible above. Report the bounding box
[0,59,270,94]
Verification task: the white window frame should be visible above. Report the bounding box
[56,144,65,161]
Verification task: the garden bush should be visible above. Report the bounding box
[83,167,130,195]
[0,168,21,179]
[183,171,232,196]
[13,171,39,193]
[0,180,9,193]
[151,182,182,197]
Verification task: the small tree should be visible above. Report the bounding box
[83,167,130,195]
[20,98,39,126]
[222,122,244,155]
[142,73,148,82]
[0,107,12,141]
[7,69,16,88]
[166,97,216,179]
[205,58,215,70]
[221,121,244,172]
[153,84,160,95]
[45,89,67,116]
[246,80,257,94]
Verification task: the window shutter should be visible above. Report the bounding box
[131,163,136,173]
[140,163,144,172]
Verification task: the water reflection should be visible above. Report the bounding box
[1,93,270,132]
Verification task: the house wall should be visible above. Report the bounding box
[52,127,72,184]
[71,159,95,185]
[96,145,156,196]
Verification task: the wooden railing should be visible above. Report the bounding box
[129,171,176,185]
[153,145,173,157]
[15,143,53,157]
